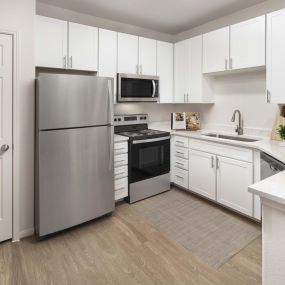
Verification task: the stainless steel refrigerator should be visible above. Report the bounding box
[35,73,114,239]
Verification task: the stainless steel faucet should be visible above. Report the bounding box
[231,110,243,135]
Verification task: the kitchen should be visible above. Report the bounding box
[1,0,285,284]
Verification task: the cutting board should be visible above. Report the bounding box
[271,106,285,141]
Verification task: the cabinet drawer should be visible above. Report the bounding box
[114,153,128,167]
[174,146,189,160]
[174,156,188,170]
[114,165,128,180]
[173,136,189,148]
[115,177,128,201]
[173,167,188,189]
[114,141,128,155]
[189,139,253,162]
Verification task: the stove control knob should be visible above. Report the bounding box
[114,118,117,122]
[144,116,147,120]
[118,118,121,121]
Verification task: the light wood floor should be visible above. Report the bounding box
[0,200,261,285]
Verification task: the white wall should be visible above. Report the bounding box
[0,0,35,238]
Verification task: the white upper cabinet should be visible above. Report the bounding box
[139,37,157,76]
[230,16,265,70]
[174,36,214,103]
[157,41,174,103]
[174,39,190,103]
[117,33,139,74]
[35,15,68,68]
[203,27,230,74]
[98,29,117,102]
[267,9,285,104]
[69,22,98,71]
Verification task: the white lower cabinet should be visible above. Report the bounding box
[114,141,128,201]
[216,156,253,216]
[189,149,216,200]
[172,136,256,218]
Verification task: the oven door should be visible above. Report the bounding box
[117,73,159,102]
[129,136,170,184]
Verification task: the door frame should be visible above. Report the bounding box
[0,30,21,242]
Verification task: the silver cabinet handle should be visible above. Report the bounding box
[230,58,233,70]
[69,56,73,68]
[136,64,139,74]
[63,56,67,68]
[216,157,219,169]
[176,175,184,179]
[225,59,228,70]
[140,65,142,75]
[1,144,9,152]
[211,156,214,168]
[267,90,271,103]
[152,80,156,98]
[184,94,186,103]
[187,94,189,102]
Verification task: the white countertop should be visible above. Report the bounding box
[114,134,129,142]
[148,121,285,164]
[249,171,285,206]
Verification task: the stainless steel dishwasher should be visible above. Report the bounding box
[261,152,285,180]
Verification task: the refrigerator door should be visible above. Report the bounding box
[36,73,113,130]
[36,125,114,238]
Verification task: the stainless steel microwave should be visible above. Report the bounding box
[117,73,159,102]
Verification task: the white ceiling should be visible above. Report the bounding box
[37,0,267,34]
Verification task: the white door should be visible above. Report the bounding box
[138,37,157,76]
[157,41,173,103]
[0,34,13,242]
[267,9,285,104]
[98,29,117,103]
[69,22,98,71]
[35,15,68,68]
[189,150,216,200]
[117,33,138,74]
[217,156,253,216]
[230,16,266,70]
[189,35,203,103]
[174,39,190,103]
[203,27,229,73]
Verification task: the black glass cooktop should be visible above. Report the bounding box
[118,129,170,140]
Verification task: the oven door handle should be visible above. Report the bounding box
[152,80,156,98]
[132,136,170,144]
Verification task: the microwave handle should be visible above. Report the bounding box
[152,80,156,98]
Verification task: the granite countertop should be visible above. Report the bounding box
[249,171,285,206]
[114,134,129,142]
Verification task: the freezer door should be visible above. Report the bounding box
[36,126,114,237]
[36,73,113,130]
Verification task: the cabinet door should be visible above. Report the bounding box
[189,150,216,200]
[98,29,117,103]
[157,41,173,103]
[69,22,98,71]
[267,9,285,104]
[189,35,203,103]
[139,37,157,76]
[117,33,138,74]
[174,39,190,103]
[203,27,229,73]
[35,15,68,68]
[217,156,253,216]
[230,16,265,70]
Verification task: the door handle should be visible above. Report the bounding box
[225,59,228,70]
[211,156,214,168]
[216,157,219,169]
[1,144,9,152]
[140,65,142,75]
[63,56,67,68]
[267,90,271,103]
[230,58,233,70]
[152,80,156,98]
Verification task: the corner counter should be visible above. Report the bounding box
[249,171,285,285]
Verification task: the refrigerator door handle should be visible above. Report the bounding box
[107,79,114,170]
[108,79,114,124]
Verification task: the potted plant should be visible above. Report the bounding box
[277,125,285,146]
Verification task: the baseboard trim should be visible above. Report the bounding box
[19,228,35,239]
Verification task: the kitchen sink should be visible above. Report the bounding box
[203,133,259,142]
